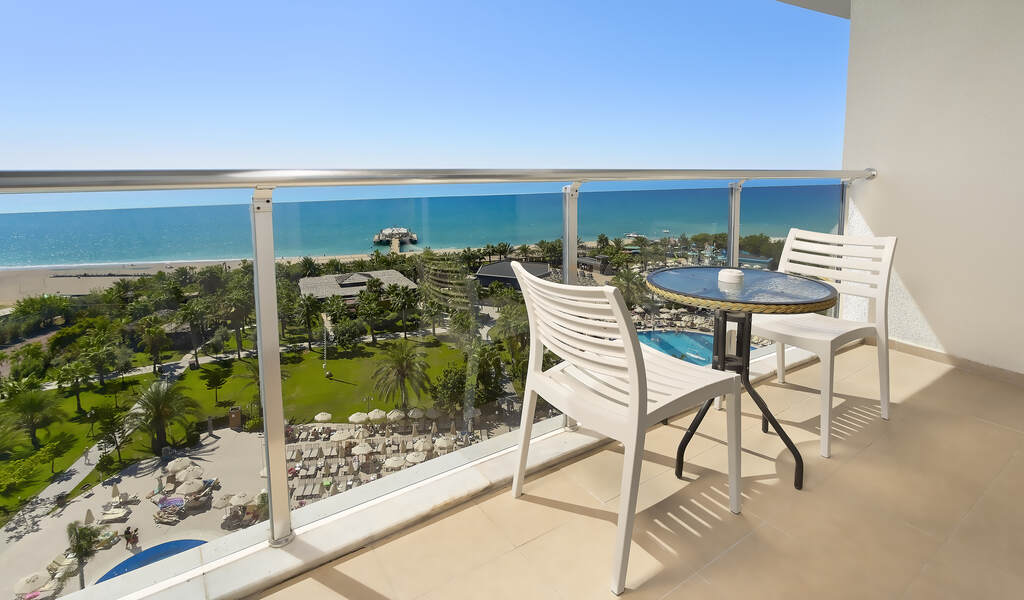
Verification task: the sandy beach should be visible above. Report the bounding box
[0,243,570,307]
[0,254,378,307]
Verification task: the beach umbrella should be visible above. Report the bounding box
[176,479,205,495]
[212,492,234,509]
[386,409,406,423]
[407,407,425,420]
[110,483,121,499]
[368,409,387,424]
[330,430,351,442]
[180,465,204,481]
[314,412,332,423]
[348,412,368,425]
[84,508,95,525]
[351,443,373,456]
[14,572,50,595]
[424,407,440,420]
[353,427,371,440]
[431,421,438,436]
[167,457,192,473]
[413,438,433,453]
[383,456,407,470]
[406,451,427,464]
[230,492,253,506]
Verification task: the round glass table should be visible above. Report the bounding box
[646,267,838,490]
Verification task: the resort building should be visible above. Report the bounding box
[297,270,417,301]
[474,259,551,290]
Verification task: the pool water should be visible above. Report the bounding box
[96,539,206,583]
[637,330,716,365]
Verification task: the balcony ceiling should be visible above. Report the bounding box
[778,0,850,18]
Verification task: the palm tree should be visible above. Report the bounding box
[0,414,25,457]
[91,404,126,463]
[294,294,323,351]
[495,242,512,260]
[420,299,443,336]
[611,268,647,309]
[130,381,200,454]
[175,301,206,369]
[56,360,92,413]
[80,329,116,385]
[223,289,253,359]
[356,289,386,344]
[6,389,67,449]
[298,256,321,278]
[66,521,101,590]
[517,244,533,261]
[372,340,431,411]
[387,285,420,339]
[141,319,170,375]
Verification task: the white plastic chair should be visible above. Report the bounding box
[509,261,742,596]
[751,228,897,458]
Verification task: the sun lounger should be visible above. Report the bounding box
[98,507,131,523]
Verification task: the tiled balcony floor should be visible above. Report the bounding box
[253,345,1024,599]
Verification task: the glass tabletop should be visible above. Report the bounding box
[646,267,837,312]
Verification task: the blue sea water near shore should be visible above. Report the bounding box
[0,185,840,267]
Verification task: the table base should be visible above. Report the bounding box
[674,310,804,490]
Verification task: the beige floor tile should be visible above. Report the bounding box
[659,574,726,600]
[903,544,1024,600]
[936,451,1024,575]
[251,349,1024,600]
[559,444,671,503]
[414,548,565,600]
[373,504,514,600]
[254,546,396,600]
[806,408,1022,539]
[475,465,610,547]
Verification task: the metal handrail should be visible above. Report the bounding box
[0,168,876,194]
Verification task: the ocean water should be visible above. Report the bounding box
[0,185,839,267]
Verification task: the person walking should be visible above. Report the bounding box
[123,526,132,549]
[130,528,140,548]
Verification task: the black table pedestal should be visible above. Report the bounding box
[674,310,804,490]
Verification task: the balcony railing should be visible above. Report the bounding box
[0,168,874,598]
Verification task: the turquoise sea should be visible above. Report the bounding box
[0,185,840,267]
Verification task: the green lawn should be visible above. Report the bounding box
[176,336,463,424]
[0,374,157,523]
[130,349,186,369]
[1,336,463,525]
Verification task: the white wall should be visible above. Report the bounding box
[841,0,1024,374]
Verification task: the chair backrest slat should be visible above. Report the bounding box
[511,261,645,412]
[779,229,897,326]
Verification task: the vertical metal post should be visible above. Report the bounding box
[834,179,851,317]
[250,187,293,547]
[562,182,581,284]
[727,181,743,267]
[561,182,580,431]
[837,178,850,236]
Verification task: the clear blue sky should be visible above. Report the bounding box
[0,0,848,211]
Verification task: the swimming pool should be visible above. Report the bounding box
[637,330,717,366]
[95,539,206,583]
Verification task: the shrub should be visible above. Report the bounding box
[95,452,116,475]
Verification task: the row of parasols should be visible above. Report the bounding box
[312,407,448,425]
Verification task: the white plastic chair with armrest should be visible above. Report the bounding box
[751,228,897,458]
[509,261,742,596]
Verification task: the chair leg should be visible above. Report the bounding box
[727,384,742,514]
[714,395,723,411]
[820,353,834,458]
[878,335,890,420]
[511,385,538,498]
[610,436,645,596]
[776,342,786,383]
